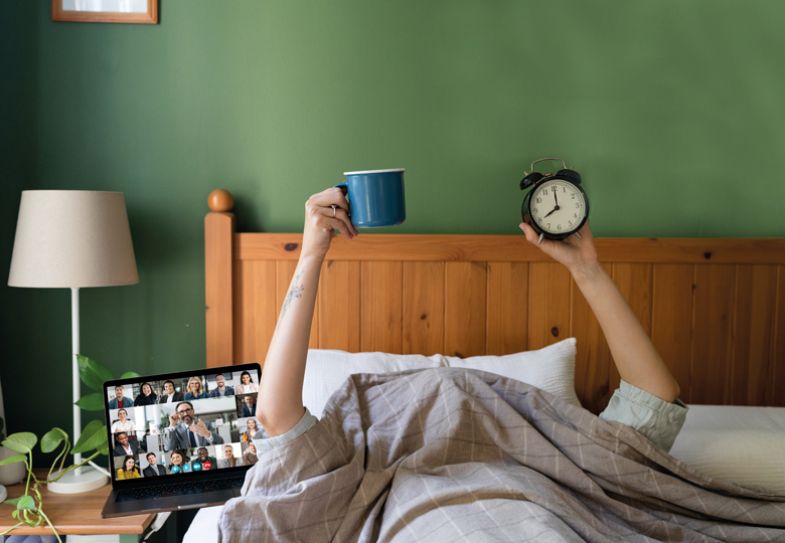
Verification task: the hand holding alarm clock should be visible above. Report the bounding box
[519,158,589,243]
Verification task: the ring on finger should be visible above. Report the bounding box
[331,204,337,218]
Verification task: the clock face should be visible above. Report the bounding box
[529,179,587,235]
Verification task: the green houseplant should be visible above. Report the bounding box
[0,416,26,487]
[0,355,139,541]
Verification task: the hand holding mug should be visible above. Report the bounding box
[301,187,357,260]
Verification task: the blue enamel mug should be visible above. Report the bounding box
[337,168,406,227]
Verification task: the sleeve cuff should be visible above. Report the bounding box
[252,408,319,455]
[599,379,688,451]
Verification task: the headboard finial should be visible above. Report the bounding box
[208,189,234,212]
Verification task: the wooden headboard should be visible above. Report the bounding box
[205,190,785,413]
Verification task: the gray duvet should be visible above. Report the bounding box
[219,368,785,542]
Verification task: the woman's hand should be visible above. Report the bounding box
[301,187,358,260]
[518,222,600,280]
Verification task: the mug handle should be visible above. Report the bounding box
[335,182,350,216]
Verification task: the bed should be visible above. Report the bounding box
[185,189,785,542]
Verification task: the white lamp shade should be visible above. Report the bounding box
[8,190,139,288]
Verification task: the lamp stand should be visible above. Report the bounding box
[48,288,109,494]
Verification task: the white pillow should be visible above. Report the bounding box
[670,430,785,496]
[303,349,445,418]
[443,338,581,406]
[670,405,785,496]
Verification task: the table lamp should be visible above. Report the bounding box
[8,190,139,494]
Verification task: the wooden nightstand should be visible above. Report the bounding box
[0,473,156,542]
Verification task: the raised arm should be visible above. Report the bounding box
[519,222,680,402]
[257,188,357,436]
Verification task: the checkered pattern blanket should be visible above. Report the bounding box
[219,368,785,542]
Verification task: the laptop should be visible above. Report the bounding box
[101,362,262,518]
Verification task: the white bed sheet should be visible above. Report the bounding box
[184,404,785,542]
[184,505,222,543]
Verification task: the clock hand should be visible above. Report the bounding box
[544,205,560,218]
[554,191,559,206]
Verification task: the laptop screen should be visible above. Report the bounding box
[104,363,262,483]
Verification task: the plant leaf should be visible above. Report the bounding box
[98,443,109,456]
[77,354,114,391]
[120,371,141,379]
[75,392,106,411]
[72,420,107,454]
[40,428,68,453]
[2,432,37,454]
[17,495,35,510]
[5,497,20,506]
[0,453,26,466]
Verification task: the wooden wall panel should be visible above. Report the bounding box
[571,263,613,413]
[691,265,736,404]
[651,265,694,398]
[527,263,571,350]
[361,262,403,353]
[772,266,785,406]
[444,262,486,357]
[276,260,320,349]
[612,264,653,393]
[732,265,778,405]
[402,262,445,355]
[486,262,528,355]
[234,260,277,364]
[318,261,361,351]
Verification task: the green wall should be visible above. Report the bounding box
[1,2,37,437]
[2,0,785,446]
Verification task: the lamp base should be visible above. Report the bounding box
[47,465,108,494]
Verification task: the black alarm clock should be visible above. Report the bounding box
[519,158,589,241]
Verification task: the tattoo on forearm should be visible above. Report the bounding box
[280,270,305,319]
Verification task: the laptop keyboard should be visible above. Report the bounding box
[117,476,245,502]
